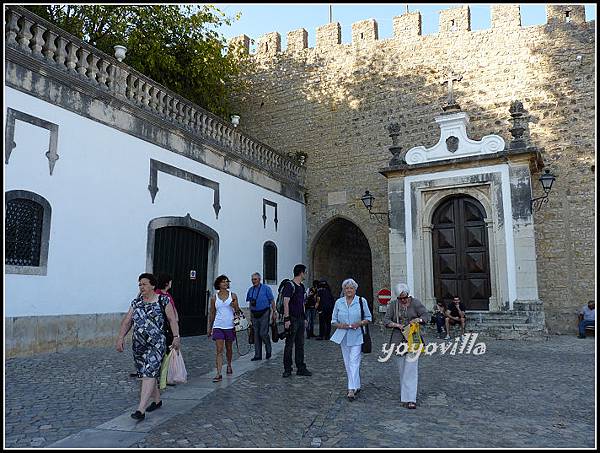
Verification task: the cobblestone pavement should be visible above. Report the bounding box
[4,334,240,448]
[5,326,596,448]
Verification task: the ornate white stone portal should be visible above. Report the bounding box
[381,106,547,337]
[404,112,505,165]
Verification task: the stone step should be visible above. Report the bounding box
[469,316,530,323]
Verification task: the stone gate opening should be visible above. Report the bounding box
[312,218,374,311]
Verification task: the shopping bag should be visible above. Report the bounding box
[159,349,173,390]
[167,349,187,384]
[406,323,424,353]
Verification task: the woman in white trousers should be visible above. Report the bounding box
[330,278,372,401]
[383,283,429,409]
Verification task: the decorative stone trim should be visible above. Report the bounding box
[262,199,278,231]
[148,159,221,219]
[5,108,60,175]
[5,190,52,276]
[404,112,505,165]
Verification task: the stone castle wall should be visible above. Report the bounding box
[230,5,596,333]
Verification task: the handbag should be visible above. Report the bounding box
[271,320,280,343]
[359,297,372,354]
[233,311,250,332]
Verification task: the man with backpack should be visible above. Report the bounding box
[281,264,312,378]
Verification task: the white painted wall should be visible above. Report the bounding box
[5,87,305,316]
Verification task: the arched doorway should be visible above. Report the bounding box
[312,218,373,311]
[147,215,219,336]
[432,195,491,310]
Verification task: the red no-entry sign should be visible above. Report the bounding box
[377,288,391,305]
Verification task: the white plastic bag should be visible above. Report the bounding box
[167,349,187,384]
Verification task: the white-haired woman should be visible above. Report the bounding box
[330,278,372,401]
[383,283,429,409]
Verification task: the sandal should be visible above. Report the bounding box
[347,390,355,401]
[407,402,417,409]
[212,375,223,382]
[226,366,233,375]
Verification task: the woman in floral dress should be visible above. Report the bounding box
[116,273,180,420]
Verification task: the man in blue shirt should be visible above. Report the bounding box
[246,272,277,360]
[577,300,595,339]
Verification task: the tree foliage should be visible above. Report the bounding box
[26,5,251,119]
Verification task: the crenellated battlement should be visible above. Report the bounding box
[229,4,592,56]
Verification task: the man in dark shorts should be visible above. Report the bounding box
[445,296,467,339]
[281,264,312,378]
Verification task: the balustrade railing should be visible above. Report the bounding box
[5,5,304,185]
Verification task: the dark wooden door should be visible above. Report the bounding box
[432,196,491,310]
[153,226,209,336]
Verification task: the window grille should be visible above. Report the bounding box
[6,198,44,266]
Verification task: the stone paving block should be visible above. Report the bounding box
[49,429,146,448]
[160,386,213,401]
[95,400,199,433]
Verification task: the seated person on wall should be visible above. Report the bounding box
[577,300,595,339]
[430,300,448,339]
[445,296,466,340]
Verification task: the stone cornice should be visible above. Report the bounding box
[380,147,544,178]
[5,5,306,203]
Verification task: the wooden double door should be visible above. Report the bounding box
[432,196,492,310]
[153,226,210,336]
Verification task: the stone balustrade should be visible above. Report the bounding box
[5,5,304,185]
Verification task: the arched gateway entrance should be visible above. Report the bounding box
[311,218,374,311]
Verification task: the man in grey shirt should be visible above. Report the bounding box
[577,300,595,339]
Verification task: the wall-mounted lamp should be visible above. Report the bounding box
[360,190,389,223]
[230,115,240,127]
[531,169,556,212]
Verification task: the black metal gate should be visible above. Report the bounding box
[153,226,209,336]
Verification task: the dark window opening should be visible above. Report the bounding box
[263,241,277,284]
[6,198,44,266]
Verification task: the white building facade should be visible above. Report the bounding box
[5,6,307,356]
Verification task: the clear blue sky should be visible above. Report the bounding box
[212,3,597,51]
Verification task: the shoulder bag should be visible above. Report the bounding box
[359,297,372,353]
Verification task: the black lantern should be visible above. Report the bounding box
[539,169,556,194]
[360,190,375,211]
[531,168,556,212]
[360,190,389,223]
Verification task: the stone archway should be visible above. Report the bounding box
[311,218,374,310]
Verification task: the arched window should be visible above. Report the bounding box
[263,241,277,285]
[5,190,51,275]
